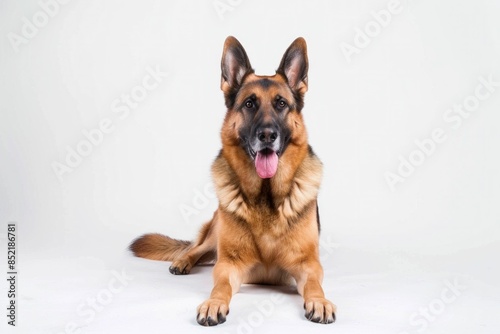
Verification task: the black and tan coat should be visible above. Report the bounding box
[130,36,336,326]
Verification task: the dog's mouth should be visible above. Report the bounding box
[250,147,279,179]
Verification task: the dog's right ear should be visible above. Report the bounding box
[221,36,253,103]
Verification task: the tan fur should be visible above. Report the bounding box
[130,217,217,274]
[130,36,336,326]
[129,233,191,261]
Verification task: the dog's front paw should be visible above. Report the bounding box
[197,299,229,326]
[304,298,336,324]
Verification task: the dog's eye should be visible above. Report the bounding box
[277,99,287,110]
[245,100,254,109]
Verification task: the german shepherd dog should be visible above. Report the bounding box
[130,36,336,326]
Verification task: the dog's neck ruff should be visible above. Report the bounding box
[211,150,322,223]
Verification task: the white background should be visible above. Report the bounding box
[1,0,499,333]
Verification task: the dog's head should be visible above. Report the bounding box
[220,36,309,179]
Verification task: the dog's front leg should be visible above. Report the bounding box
[196,261,242,326]
[293,260,336,324]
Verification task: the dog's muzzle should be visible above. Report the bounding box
[250,125,281,179]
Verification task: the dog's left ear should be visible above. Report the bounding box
[277,37,308,94]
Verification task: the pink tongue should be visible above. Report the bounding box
[255,150,279,179]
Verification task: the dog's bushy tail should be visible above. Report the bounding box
[129,233,191,261]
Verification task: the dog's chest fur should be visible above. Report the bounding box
[212,149,323,238]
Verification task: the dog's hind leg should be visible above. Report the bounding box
[169,212,219,275]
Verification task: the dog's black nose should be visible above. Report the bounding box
[257,127,278,143]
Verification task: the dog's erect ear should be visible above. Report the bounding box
[221,36,253,95]
[277,37,308,94]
